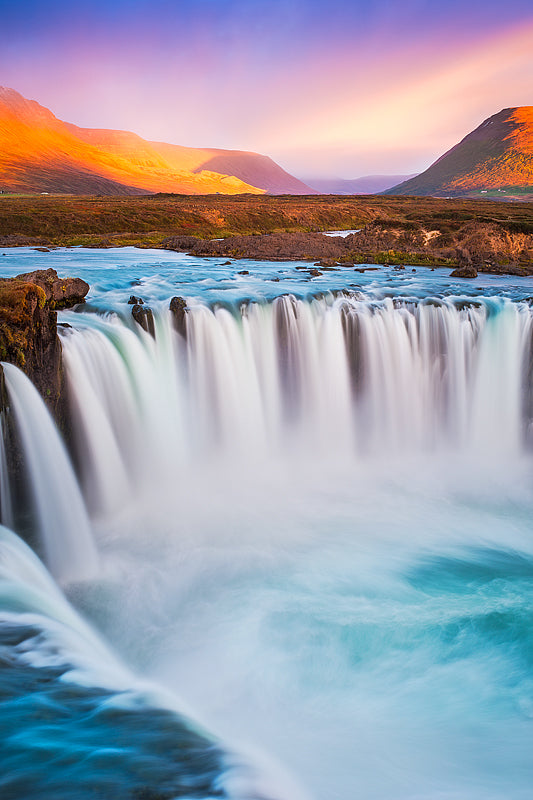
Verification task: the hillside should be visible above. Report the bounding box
[387,107,533,197]
[149,143,314,194]
[0,87,312,196]
[304,174,417,194]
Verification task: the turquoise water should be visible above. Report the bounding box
[2,245,533,309]
[1,247,533,799]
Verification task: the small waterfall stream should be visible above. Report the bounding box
[1,362,98,582]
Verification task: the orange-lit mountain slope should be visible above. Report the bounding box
[387,107,533,197]
[0,87,279,195]
[0,88,144,194]
[67,128,314,194]
[150,143,316,194]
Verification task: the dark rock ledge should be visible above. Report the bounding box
[0,269,89,419]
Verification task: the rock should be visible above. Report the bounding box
[157,222,533,278]
[237,270,250,275]
[308,269,323,277]
[222,261,232,266]
[169,296,188,338]
[128,295,144,305]
[34,247,51,253]
[0,277,64,418]
[450,265,478,278]
[15,268,89,309]
[131,304,155,337]
[163,231,364,263]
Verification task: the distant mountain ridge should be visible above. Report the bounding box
[0,87,314,195]
[304,174,417,195]
[387,107,533,197]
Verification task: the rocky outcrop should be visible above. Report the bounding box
[163,232,361,262]
[450,265,478,278]
[169,296,188,338]
[14,268,89,309]
[0,269,89,419]
[131,304,155,337]
[163,222,533,274]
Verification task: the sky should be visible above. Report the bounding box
[1,0,533,178]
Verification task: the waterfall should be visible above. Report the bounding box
[2,283,533,800]
[1,363,98,583]
[55,294,533,517]
[2,292,532,569]
[0,523,309,800]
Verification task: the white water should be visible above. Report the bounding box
[60,296,533,506]
[323,229,362,237]
[0,521,310,800]
[2,362,98,582]
[3,287,533,799]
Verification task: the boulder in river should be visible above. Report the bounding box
[169,296,188,339]
[450,265,478,278]
[131,304,155,337]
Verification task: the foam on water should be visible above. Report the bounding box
[1,249,533,798]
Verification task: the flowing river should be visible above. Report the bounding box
[1,247,533,800]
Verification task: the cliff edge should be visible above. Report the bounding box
[0,269,89,418]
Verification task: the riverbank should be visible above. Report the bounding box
[1,194,532,274]
[162,224,533,274]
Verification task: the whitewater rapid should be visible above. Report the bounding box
[1,250,533,799]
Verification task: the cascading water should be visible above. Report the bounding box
[60,295,533,507]
[0,524,301,800]
[2,362,98,582]
[1,248,533,800]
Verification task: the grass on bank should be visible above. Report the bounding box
[0,193,532,250]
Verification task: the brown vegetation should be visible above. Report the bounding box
[0,194,532,273]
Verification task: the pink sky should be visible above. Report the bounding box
[1,1,532,178]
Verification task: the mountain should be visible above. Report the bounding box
[0,87,314,195]
[304,174,417,194]
[149,142,314,195]
[386,107,533,197]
